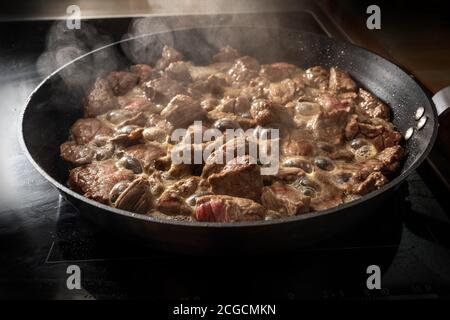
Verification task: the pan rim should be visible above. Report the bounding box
[19,25,439,229]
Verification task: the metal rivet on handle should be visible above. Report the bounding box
[405,127,414,140]
[417,116,427,130]
[415,107,425,120]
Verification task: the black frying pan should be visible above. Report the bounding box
[20,26,444,254]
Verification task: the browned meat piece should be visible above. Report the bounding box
[155,45,183,70]
[281,134,314,156]
[130,64,155,83]
[315,93,350,111]
[119,98,156,113]
[166,176,200,198]
[195,195,265,222]
[250,99,293,127]
[187,75,227,98]
[215,97,250,115]
[106,71,139,96]
[68,159,134,204]
[142,126,167,143]
[338,91,358,107]
[201,137,250,179]
[207,155,263,202]
[260,62,297,82]
[156,191,193,215]
[303,66,329,90]
[207,110,255,130]
[213,46,240,62]
[228,56,260,84]
[357,145,405,179]
[201,97,219,111]
[267,79,298,105]
[114,177,153,214]
[345,114,359,139]
[124,143,167,169]
[161,94,206,128]
[143,76,185,104]
[358,122,384,138]
[84,78,119,117]
[357,88,390,120]
[352,172,388,195]
[240,77,270,100]
[70,118,113,145]
[115,112,147,128]
[165,61,192,83]
[60,141,95,165]
[382,130,402,148]
[356,121,402,151]
[375,145,404,174]
[111,125,144,145]
[329,149,354,161]
[312,109,350,145]
[329,67,356,93]
[261,182,310,216]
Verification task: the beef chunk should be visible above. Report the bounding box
[213,46,240,62]
[130,64,154,83]
[111,125,144,145]
[315,93,349,111]
[84,78,119,117]
[106,71,139,95]
[215,97,250,115]
[165,61,192,83]
[281,134,314,156]
[207,155,263,202]
[357,145,405,179]
[70,118,113,145]
[161,94,206,128]
[268,79,298,105]
[261,182,310,216]
[114,177,153,214]
[228,56,260,84]
[153,176,200,215]
[124,143,167,169]
[240,77,270,100]
[156,45,183,70]
[352,172,388,195]
[260,62,297,82]
[345,114,359,140]
[195,195,265,222]
[356,120,402,151]
[357,88,390,120]
[156,191,193,215]
[303,66,329,90]
[187,75,227,98]
[207,110,255,130]
[250,99,293,127]
[329,67,356,92]
[312,109,350,144]
[60,141,95,165]
[143,76,185,104]
[68,159,134,204]
[375,145,404,173]
[167,176,200,198]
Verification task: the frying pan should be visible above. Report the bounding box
[20,26,448,254]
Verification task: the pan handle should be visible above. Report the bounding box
[432,86,450,117]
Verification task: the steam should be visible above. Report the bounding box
[36,2,292,89]
[36,20,120,90]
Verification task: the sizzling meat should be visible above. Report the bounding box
[61,45,405,222]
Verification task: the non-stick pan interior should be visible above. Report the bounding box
[22,26,437,193]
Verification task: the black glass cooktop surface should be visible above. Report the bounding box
[1,10,450,300]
